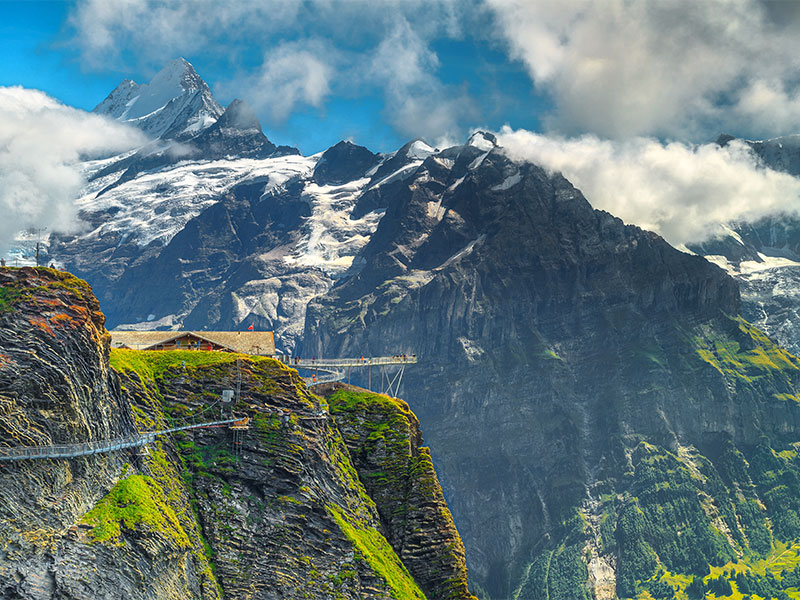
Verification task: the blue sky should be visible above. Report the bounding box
[8,0,800,252]
[0,0,547,154]
[6,0,800,154]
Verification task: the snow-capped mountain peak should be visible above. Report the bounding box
[93,57,223,140]
[467,131,497,152]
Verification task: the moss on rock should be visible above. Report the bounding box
[81,473,191,548]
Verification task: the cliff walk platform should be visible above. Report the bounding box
[0,354,417,462]
[0,417,249,462]
[280,355,417,395]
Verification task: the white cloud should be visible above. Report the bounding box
[67,0,481,141]
[0,87,146,255]
[486,0,800,140]
[68,0,301,70]
[369,20,476,142]
[224,41,333,124]
[496,127,800,245]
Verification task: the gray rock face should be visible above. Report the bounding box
[313,141,380,186]
[0,267,208,600]
[188,99,280,159]
[301,142,800,598]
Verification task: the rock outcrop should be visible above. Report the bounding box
[320,383,474,600]
[0,267,475,599]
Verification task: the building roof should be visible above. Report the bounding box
[110,331,275,355]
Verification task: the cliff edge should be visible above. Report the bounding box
[0,267,475,600]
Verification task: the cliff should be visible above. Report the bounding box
[303,140,800,598]
[0,267,475,599]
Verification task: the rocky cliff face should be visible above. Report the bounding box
[303,139,800,598]
[320,382,474,600]
[0,267,475,599]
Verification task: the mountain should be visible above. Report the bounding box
[94,57,223,139]
[49,71,427,350]
[302,134,800,598]
[0,266,476,600]
[42,60,800,598]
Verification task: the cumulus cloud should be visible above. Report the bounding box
[368,20,477,141]
[487,0,800,140]
[222,41,333,124]
[496,127,800,245]
[0,87,146,255]
[67,0,482,141]
[67,0,473,71]
[67,0,302,70]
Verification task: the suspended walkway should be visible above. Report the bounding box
[281,355,417,397]
[0,417,248,462]
[1,354,418,462]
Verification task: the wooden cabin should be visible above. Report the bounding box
[110,331,275,355]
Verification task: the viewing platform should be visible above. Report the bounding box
[280,355,417,396]
[281,355,417,368]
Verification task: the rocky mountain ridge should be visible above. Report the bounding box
[93,57,224,140]
[0,267,475,600]
[302,135,800,599]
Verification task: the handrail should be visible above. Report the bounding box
[0,418,242,462]
[286,356,417,368]
[303,369,344,387]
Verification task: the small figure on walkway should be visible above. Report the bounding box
[0,258,5,267]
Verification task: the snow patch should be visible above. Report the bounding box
[469,153,488,170]
[468,132,496,152]
[426,200,446,220]
[705,252,800,277]
[720,224,745,246]
[458,336,485,362]
[434,157,455,169]
[741,253,800,274]
[286,177,383,274]
[406,140,435,159]
[114,313,179,331]
[447,176,466,192]
[75,154,316,249]
[370,160,424,189]
[438,234,486,270]
[491,172,522,191]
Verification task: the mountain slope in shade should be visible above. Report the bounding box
[302,136,800,599]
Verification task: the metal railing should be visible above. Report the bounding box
[0,418,243,462]
[283,355,418,368]
[303,369,344,387]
